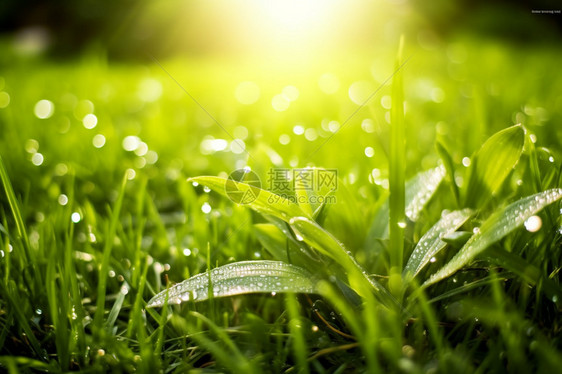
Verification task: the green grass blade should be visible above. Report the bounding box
[188,311,254,373]
[485,247,562,306]
[404,208,473,279]
[389,36,406,277]
[463,125,525,208]
[405,165,446,222]
[188,176,311,220]
[424,188,562,287]
[105,282,127,331]
[286,294,310,374]
[367,166,446,242]
[253,223,319,270]
[0,155,41,292]
[0,155,31,264]
[436,140,460,206]
[146,260,316,308]
[93,173,128,331]
[289,217,399,309]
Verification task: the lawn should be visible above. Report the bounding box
[1,10,562,373]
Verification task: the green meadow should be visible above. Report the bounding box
[1,2,562,372]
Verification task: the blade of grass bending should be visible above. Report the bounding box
[424,188,562,287]
[289,217,401,310]
[404,209,473,279]
[188,176,311,220]
[146,260,317,308]
[389,36,406,280]
[93,173,128,331]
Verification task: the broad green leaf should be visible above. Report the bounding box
[188,176,311,220]
[404,209,473,279]
[464,125,525,208]
[146,261,316,308]
[424,188,562,287]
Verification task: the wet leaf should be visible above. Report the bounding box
[405,165,446,222]
[404,209,473,279]
[146,261,316,308]
[424,188,562,287]
[366,165,445,242]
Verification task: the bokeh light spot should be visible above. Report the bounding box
[122,135,141,151]
[235,81,260,105]
[348,81,374,105]
[93,134,106,148]
[272,94,290,111]
[282,85,300,101]
[138,78,163,102]
[0,92,10,108]
[318,73,340,94]
[31,153,44,165]
[83,113,98,129]
[34,99,54,119]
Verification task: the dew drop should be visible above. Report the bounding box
[524,215,542,232]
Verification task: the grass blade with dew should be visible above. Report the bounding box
[146,260,317,308]
[403,208,473,279]
[367,166,446,241]
[463,124,525,208]
[424,188,562,287]
[405,165,446,222]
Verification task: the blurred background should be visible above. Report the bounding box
[0,0,561,214]
[0,0,560,59]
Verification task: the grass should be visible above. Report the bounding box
[0,35,562,373]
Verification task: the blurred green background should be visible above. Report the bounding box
[0,0,561,213]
